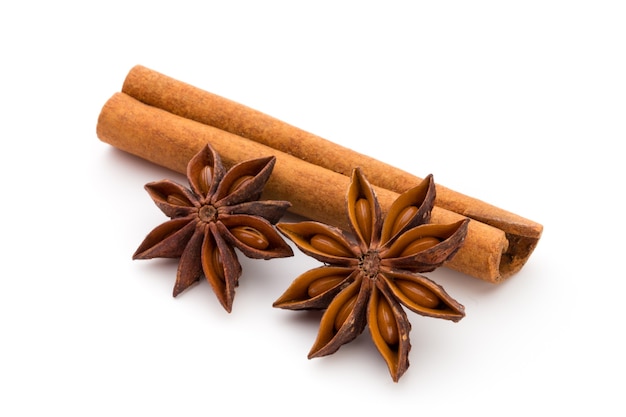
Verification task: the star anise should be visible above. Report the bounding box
[273,168,469,381]
[133,144,294,312]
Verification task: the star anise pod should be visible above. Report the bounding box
[133,144,294,312]
[273,168,469,381]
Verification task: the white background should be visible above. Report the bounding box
[2,1,624,415]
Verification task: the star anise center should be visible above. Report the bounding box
[358,250,381,279]
[198,204,218,223]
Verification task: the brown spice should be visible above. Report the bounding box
[97,92,511,282]
[133,143,293,312]
[121,64,543,280]
[274,169,467,382]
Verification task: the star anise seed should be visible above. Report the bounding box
[274,168,469,381]
[133,144,294,312]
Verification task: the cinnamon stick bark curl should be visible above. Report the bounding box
[120,65,543,281]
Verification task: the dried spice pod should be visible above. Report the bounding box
[133,144,293,312]
[274,168,467,382]
[274,266,356,310]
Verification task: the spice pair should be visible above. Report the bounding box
[133,144,468,382]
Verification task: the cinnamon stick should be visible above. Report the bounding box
[120,65,543,281]
[97,92,512,282]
